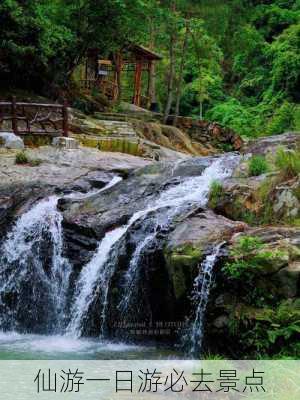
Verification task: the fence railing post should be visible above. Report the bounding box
[62,100,69,137]
[11,96,18,135]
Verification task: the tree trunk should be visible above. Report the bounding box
[163,1,177,124]
[173,20,189,126]
[199,100,203,120]
[163,31,176,124]
[148,16,157,109]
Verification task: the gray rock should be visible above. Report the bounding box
[0,132,24,149]
[0,145,151,188]
[275,262,300,298]
[52,137,79,149]
[273,189,300,218]
[243,132,300,156]
[213,315,229,329]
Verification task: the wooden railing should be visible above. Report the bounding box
[0,97,68,137]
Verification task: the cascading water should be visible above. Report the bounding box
[67,155,240,338]
[188,243,224,357]
[0,176,122,334]
[0,196,71,333]
[0,154,240,353]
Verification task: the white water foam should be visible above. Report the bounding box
[67,155,239,337]
[189,243,224,356]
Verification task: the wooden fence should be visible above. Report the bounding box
[0,97,68,137]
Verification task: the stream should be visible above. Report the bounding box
[0,154,240,359]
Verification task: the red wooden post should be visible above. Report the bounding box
[133,60,143,106]
[62,100,69,137]
[11,96,18,135]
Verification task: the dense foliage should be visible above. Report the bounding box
[1,0,299,136]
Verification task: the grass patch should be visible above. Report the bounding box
[209,180,224,208]
[248,155,269,176]
[15,151,29,164]
[275,146,300,179]
[15,151,43,167]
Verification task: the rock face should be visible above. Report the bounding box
[210,132,300,225]
[0,146,151,187]
[205,225,300,358]
[56,155,246,339]
[59,158,215,255]
[0,132,24,149]
[243,132,300,155]
[0,145,151,243]
[164,210,247,302]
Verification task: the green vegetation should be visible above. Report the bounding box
[15,151,29,165]
[1,1,299,137]
[248,155,269,176]
[15,151,42,166]
[223,236,285,280]
[220,236,300,357]
[209,180,224,208]
[236,300,300,357]
[275,146,300,178]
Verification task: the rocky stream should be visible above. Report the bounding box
[0,132,299,359]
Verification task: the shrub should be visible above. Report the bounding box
[240,300,300,357]
[223,236,286,280]
[209,180,224,208]
[207,98,261,138]
[15,152,42,167]
[265,101,295,135]
[29,158,43,167]
[275,146,300,178]
[15,151,29,164]
[248,155,269,176]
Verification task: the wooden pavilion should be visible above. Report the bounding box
[79,44,162,109]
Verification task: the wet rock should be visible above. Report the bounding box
[60,157,214,241]
[164,209,247,301]
[0,182,52,240]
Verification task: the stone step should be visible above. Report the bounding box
[95,119,137,138]
[93,112,129,121]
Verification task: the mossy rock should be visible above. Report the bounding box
[164,244,202,300]
[78,136,141,156]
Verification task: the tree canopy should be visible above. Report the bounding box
[1,0,299,136]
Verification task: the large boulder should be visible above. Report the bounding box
[164,209,247,301]
[0,146,151,188]
[0,132,24,149]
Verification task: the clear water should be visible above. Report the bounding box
[0,331,180,360]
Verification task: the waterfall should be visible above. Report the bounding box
[0,176,122,334]
[0,196,71,333]
[67,155,239,338]
[117,228,158,314]
[0,155,239,343]
[188,243,224,357]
